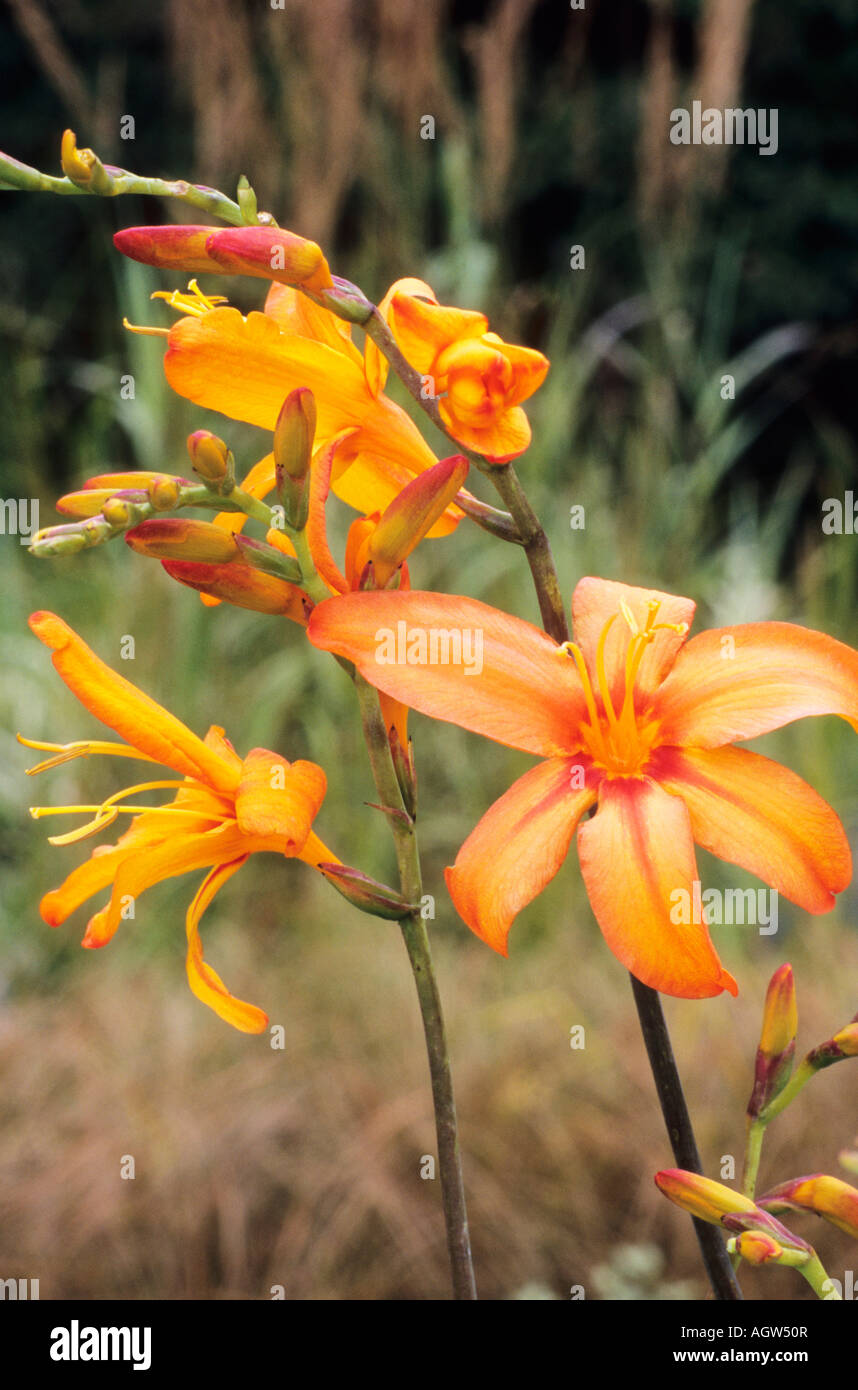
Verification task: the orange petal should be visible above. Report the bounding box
[41,844,133,927]
[576,776,738,998]
[306,430,358,595]
[235,751,326,848]
[572,577,696,715]
[365,277,438,396]
[161,561,308,620]
[389,294,488,374]
[308,590,588,756]
[264,281,360,359]
[653,622,858,748]
[438,399,532,463]
[446,757,597,955]
[28,612,239,793]
[185,858,269,1033]
[651,745,851,912]
[484,334,550,408]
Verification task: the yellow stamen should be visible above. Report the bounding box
[558,641,610,764]
[151,280,228,317]
[30,779,225,846]
[123,318,168,338]
[18,735,159,775]
[594,613,619,731]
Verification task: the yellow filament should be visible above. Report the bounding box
[151,280,228,317]
[30,779,220,846]
[18,735,159,775]
[558,642,610,763]
[594,613,619,731]
[123,318,168,338]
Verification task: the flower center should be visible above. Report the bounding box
[122,279,229,337]
[559,600,686,777]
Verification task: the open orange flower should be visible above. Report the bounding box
[23,611,339,1032]
[383,282,549,462]
[308,576,858,998]
[112,234,465,534]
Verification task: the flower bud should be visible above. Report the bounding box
[805,1014,858,1070]
[113,226,229,277]
[186,430,234,491]
[125,519,239,563]
[101,497,146,529]
[732,1231,783,1266]
[147,476,183,511]
[317,863,415,920]
[759,1174,858,1239]
[274,389,316,530]
[747,963,797,1118]
[205,227,332,293]
[61,129,112,194]
[369,455,468,588]
[654,1169,760,1225]
[234,534,302,585]
[161,560,308,621]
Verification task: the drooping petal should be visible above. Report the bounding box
[571,577,696,714]
[28,612,239,793]
[576,776,738,998]
[445,757,598,955]
[650,745,852,912]
[306,430,358,595]
[438,398,532,463]
[235,751,326,848]
[185,858,269,1033]
[308,590,589,756]
[653,622,858,748]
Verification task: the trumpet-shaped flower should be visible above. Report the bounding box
[113,243,465,533]
[307,576,858,998]
[24,612,339,1032]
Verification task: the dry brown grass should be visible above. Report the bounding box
[2,896,856,1300]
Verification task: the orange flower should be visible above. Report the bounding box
[384,283,549,462]
[23,612,339,1032]
[112,236,465,532]
[307,576,858,998]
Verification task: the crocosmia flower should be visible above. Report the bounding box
[308,576,858,999]
[23,612,339,1032]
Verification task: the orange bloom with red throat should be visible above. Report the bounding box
[308,576,858,999]
[24,611,339,1032]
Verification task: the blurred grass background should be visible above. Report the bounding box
[0,0,857,1299]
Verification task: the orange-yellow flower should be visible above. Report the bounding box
[383,283,549,462]
[23,612,339,1032]
[759,1175,858,1238]
[112,230,466,533]
[307,576,858,998]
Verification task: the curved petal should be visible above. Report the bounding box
[576,776,738,999]
[571,577,696,714]
[365,277,438,396]
[389,294,488,374]
[235,751,325,848]
[653,622,858,748]
[438,399,532,463]
[306,430,359,595]
[445,757,598,955]
[28,612,238,793]
[185,858,269,1033]
[489,336,550,408]
[263,282,360,359]
[308,590,588,756]
[650,745,851,912]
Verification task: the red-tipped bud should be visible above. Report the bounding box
[759,1174,858,1239]
[654,1170,760,1225]
[748,963,797,1118]
[369,455,468,588]
[126,519,239,563]
[161,560,308,621]
[113,226,227,276]
[56,489,143,520]
[205,227,332,293]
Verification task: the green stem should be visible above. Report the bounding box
[800,1252,840,1300]
[741,1118,766,1199]
[758,1059,816,1125]
[0,150,246,224]
[486,463,570,642]
[352,674,476,1300]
